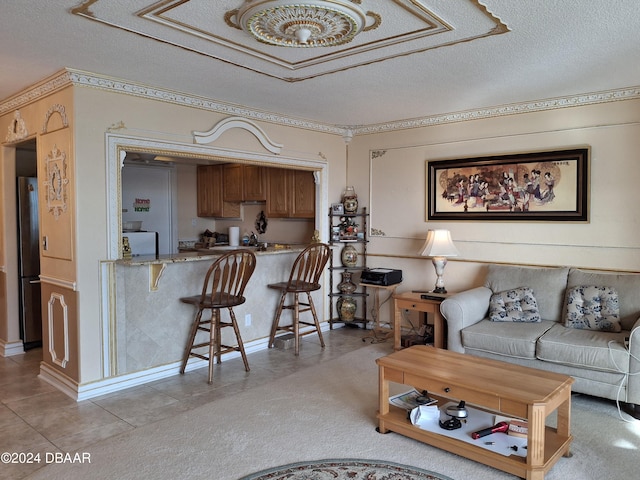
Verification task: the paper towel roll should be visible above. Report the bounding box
[229,226,240,246]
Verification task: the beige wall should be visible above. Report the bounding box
[70,86,347,384]
[2,70,639,394]
[347,99,640,297]
[1,86,77,365]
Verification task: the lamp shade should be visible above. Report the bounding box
[419,230,459,258]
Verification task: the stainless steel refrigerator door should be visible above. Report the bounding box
[17,177,40,277]
[17,176,42,348]
[20,277,42,347]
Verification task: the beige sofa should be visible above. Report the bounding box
[440,264,640,418]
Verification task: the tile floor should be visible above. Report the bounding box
[0,326,380,479]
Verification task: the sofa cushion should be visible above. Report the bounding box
[567,269,640,331]
[489,287,541,322]
[564,285,621,332]
[484,265,569,321]
[462,320,555,359]
[537,323,629,373]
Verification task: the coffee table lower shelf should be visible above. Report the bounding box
[378,405,572,480]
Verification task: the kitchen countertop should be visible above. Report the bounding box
[115,245,306,266]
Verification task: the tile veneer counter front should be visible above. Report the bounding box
[108,246,312,375]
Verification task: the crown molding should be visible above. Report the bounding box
[350,86,640,135]
[2,68,639,139]
[0,69,75,115]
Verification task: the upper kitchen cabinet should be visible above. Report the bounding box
[242,165,267,202]
[222,164,243,202]
[266,168,316,219]
[290,170,316,218]
[197,165,241,218]
[222,164,267,203]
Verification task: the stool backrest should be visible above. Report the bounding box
[286,243,331,290]
[201,249,257,305]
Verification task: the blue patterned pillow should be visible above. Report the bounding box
[564,285,621,332]
[489,287,541,322]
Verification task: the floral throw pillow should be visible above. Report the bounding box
[489,287,541,322]
[564,285,621,332]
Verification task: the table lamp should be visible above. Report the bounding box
[419,229,459,293]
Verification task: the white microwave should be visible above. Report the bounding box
[123,231,158,256]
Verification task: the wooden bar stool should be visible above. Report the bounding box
[267,243,330,355]
[179,249,256,384]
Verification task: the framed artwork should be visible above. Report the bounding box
[427,148,589,222]
[331,203,344,215]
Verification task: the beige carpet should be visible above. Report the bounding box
[28,343,639,480]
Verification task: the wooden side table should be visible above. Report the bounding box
[362,283,399,344]
[393,291,447,350]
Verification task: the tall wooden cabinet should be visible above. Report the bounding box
[196,164,241,218]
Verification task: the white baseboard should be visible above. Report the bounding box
[39,364,81,399]
[39,327,331,401]
[0,339,24,357]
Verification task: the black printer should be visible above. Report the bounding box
[360,268,403,286]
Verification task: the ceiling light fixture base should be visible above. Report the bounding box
[226,0,380,47]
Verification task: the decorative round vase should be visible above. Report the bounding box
[337,296,357,322]
[342,186,358,214]
[337,271,357,294]
[341,244,358,267]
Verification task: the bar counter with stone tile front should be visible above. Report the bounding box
[103,246,312,376]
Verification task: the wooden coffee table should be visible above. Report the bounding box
[377,346,574,480]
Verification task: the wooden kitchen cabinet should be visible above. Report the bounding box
[197,165,240,218]
[290,170,315,218]
[222,164,243,202]
[266,168,315,218]
[266,167,289,217]
[197,165,219,217]
[222,164,266,202]
[243,165,266,201]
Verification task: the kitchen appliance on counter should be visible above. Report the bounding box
[17,176,42,350]
[123,231,158,256]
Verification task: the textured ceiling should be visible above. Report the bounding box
[1,0,639,127]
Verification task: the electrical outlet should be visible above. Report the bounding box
[245,314,252,327]
[191,218,197,227]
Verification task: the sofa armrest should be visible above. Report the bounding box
[627,317,640,404]
[440,286,492,353]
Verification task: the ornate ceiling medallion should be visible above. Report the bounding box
[227,0,381,47]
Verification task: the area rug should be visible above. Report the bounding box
[239,458,454,480]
